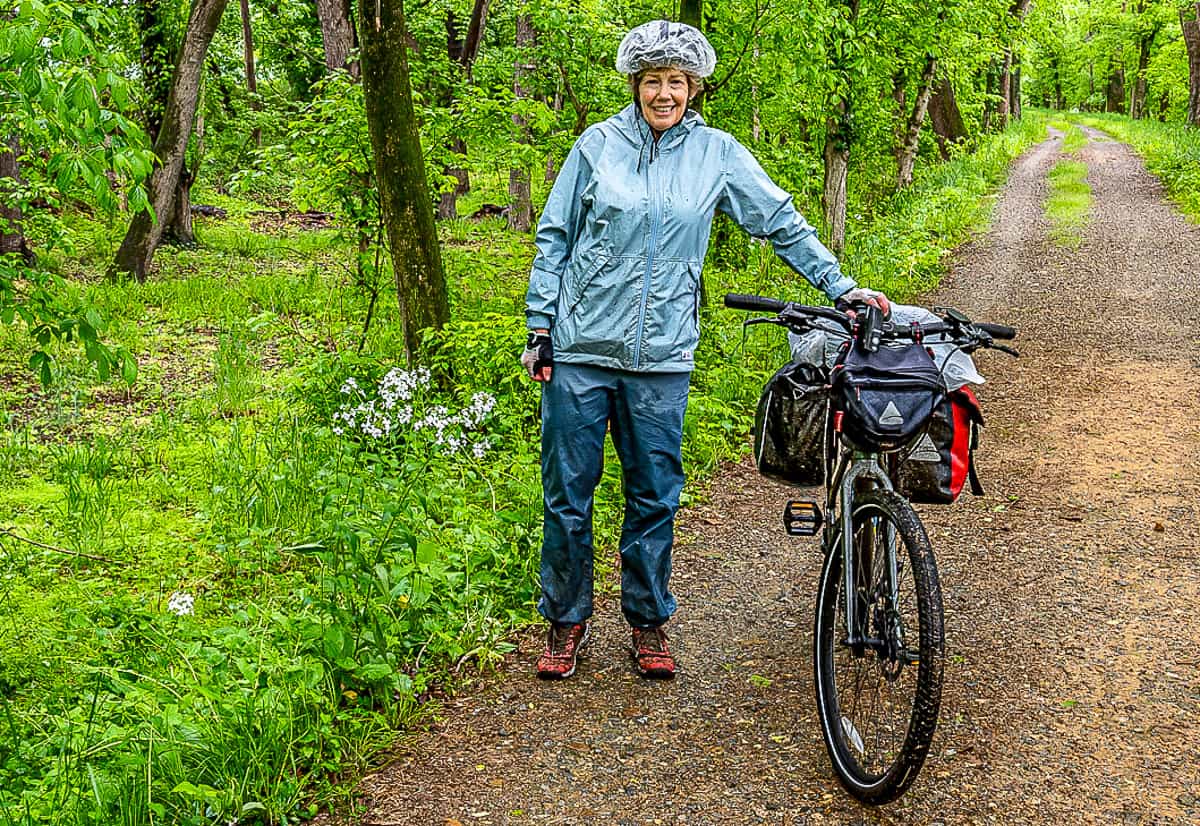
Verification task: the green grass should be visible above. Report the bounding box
[1061,125,1088,153]
[1067,112,1200,223]
[1045,160,1092,248]
[0,114,1046,825]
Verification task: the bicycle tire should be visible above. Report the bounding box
[813,489,944,804]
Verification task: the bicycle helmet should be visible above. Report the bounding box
[615,20,717,78]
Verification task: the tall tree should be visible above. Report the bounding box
[508,10,535,232]
[240,0,261,145]
[436,0,490,220]
[1184,3,1200,125]
[997,0,1033,129]
[823,0,860,255]
[893,52,939,189]
[358,0,449,358]
[679,0,705,113]
[928,75,968,158]
[315,0,359,77]
[0,136,34,265]
[136,0,197,245]
[1105,52,1127,111]
[114,0,230,280]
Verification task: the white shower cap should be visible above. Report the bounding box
[615,20,717,78]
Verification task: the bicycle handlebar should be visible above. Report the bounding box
[975,322,1016,340]
[724,293,787,313]
[723,292,1019,353]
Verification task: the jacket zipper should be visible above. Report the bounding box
[632,139,662,369]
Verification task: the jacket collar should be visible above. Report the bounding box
[616,103,705,152]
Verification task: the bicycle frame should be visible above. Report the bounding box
[824,444,900,651]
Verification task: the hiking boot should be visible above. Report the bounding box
[630,626,675,679]
[536,622,590,679]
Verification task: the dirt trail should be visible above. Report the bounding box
[343,128,1200,824]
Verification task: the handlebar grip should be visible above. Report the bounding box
[976,322,1017,340]
[724,293,787,313]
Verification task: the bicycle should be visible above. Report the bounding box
[725,292,1017,805]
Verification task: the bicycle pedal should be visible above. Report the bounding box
[784,500,823,537]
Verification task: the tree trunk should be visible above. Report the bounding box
[997,50,1013,130]
[507,11,535,232]
[137,0,193,244]
[895,54,937,190]
[982,61,997,132]
[1053,57,1064,110]
[115,0,229,281]
[0,136,35,266]
[929,75,966,159]
[751,39,761,141]
[1011,64,1022,119]
[167,161,195,244]
[1183,6,1200,126]
[996,0,1032,129]
[679,0,704,114]
[358,0,449,358]
[822,0,858,256]
[435,0,490,221]
[240,0,261,145]
[315,0,359,77]
[1105,58,1126,113]
[823,110,849,256]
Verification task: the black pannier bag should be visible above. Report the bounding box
[754,361,828,486]
[831,341,944,452]
[898,386,985,504]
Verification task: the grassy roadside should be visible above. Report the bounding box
[1067,112,1200,223]
[0,112,1048,825]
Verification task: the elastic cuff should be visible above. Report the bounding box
[526,313,553,331]
[827,275,857,302]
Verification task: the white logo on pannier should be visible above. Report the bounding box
[880,401,904,427]
[909,433,940,462]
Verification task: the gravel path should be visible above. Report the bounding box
[340,128,1200,824]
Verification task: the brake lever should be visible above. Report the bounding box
[990,343,1020,357]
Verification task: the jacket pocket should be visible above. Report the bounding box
[561,255,609,322]
[687,262,702,335]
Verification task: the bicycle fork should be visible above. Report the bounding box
[826,452,901,654]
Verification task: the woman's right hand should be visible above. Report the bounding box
[522,330,554,381]
[835,287,891,317]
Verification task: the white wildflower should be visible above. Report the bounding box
[471,439,491,459]
[167,591,195,616]
[340,377,360,396]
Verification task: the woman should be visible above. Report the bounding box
[522,20,888,680]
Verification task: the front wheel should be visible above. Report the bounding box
[813,490,944,805]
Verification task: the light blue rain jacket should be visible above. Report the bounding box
[525,104,856,373]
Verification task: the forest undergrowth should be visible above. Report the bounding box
[0,115,1053,824]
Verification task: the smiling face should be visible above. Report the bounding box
[636,67,694,134]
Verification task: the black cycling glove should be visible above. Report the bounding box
[521,331,553,378]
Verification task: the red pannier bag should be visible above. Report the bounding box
[897,386,984,504]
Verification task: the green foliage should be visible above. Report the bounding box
[0,0,150,386]
[0,0,1067,820]
[1070,112,1200,222]
[1025,0,1187,121]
